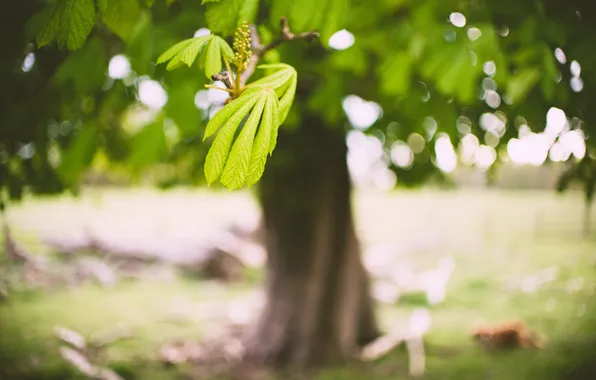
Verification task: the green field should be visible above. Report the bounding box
[1,188,595,379]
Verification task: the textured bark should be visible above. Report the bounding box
[244,118,380,369]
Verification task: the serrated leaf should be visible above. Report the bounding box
[37,0,96,51]
[203,88,261,139]
[157,39,196,64]
[204,93,262,184]
[249,64,296,89]
[246,91,279,186]
[179,37,211,67]
[205,0,259,36]
[162,36,211,69]
[204,40,222,78]
[215,36,235,60]
[248,64,297,124]
[220,93,268,189]
[157,35,233,79]
[277,74,296,124]
[98,0,141,42]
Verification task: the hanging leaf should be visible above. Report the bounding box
[97,0,141,42]
[248,64,297,123]
[157,35,233,78]
[204,87,280,189]
[246,90,279,186]
[220,93,268,189]
[203,37,234,77]
[36,0,96,50]
[204,0,259,36]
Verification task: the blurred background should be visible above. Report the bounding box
[2,0,596,379]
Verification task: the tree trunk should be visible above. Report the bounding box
[244,117,381,369]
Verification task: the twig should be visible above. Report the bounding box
[240,16,320,85]
[211,71,234,89]
[205,84,234,94]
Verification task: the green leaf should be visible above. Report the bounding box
[249,64,296,90]
[541,45,558,101]
[204,40,222,78]
[270,0,347,44]
[164,76,204,138]
[157,35,233,79]
[319,0,349,43]
[246,91,279,186]
[506,68,541,104]
[249,64,297,124]
[203,88,261,140]
[204,92,262,184]
[129,118,167,170]
[57,124,100,184]
[37,0,96,50]
[277,73,296,124]
[98,0,141,42]
[201,0,222,3]
[53,37,108,94]
[215,36,235,60]
[220,92,268,189]
[157,39,196,64]
[378,51,412,96]
[204,0,259,36]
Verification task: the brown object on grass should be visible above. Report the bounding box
[472,320,545,350]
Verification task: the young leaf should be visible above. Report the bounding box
[248,64,296,90]
[246,91,279,186]
[204,93,262,184]
[158,36,211,71]
[248,64,297,123]
[157,35,233,79]
[220,93,268,189]
[157,39,196,64]
[277,72,297,124]
[214,36,235,60]
[203,40,220,77]
[37,0,96,51]
[203,87,261,140]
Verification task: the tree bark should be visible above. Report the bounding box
[244,117,380,369]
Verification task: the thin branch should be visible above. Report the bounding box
[211,71,234,89]
[240,16,320,85]
[204,84,234,94]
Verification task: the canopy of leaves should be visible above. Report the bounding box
[2,0,596,199]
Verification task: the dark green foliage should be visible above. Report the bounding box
[3,0,596,195]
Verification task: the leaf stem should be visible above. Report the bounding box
[204,85,234,93]
[224,58,234,84]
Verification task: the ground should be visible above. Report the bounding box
[0,188,595,379]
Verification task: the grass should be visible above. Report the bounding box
[1,187,596,379]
